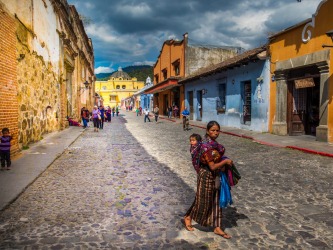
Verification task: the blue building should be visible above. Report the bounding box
[180,46,270,132]
[133,76,153,111]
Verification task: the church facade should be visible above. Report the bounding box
[95,67,145,109]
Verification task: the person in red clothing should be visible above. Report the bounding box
[184,121,233,239]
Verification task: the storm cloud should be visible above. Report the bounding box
[68,0,323,74]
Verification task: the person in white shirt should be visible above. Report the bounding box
[144,108,151,122]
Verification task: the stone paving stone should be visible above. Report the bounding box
[0,113,333,249]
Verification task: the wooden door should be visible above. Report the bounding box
[243,81,251,124]
[288,82,306,135]
[163,94,168,115]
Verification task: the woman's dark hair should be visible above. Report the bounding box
[190,133,202,142]
[205,121,220,138]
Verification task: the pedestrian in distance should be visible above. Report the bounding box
[92,105,101,132]
[0,128,12,170]
[99,105,105,129]
[81,107,88,128]
[144,108,151,122]
[135,107,140,116]
[106,106,112,122]
[81,107,90,128]
[167,106,172,118]
[182,107,190,131]
[183,121,233,239]
[173,105,179,118]
[153,105,159,122]
[112,107,115,117]
[116,106,119,116]
[139,106,142,116]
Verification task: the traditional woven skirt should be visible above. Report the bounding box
[185,167,222,228]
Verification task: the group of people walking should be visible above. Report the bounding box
[141,104,182,123]
[81,105,120,132]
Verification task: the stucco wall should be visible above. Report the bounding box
[32,0,60,73]
[269,0,333,141]
[185,46,240,76]
[184,60,270,132]
[154,41,185,81]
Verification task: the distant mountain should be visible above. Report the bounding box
[96,65,153,82]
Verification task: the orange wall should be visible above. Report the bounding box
[269,0,333,140]
[153,40,185,83]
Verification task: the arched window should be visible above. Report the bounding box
[122,85,126,89]
[116,85,120,89]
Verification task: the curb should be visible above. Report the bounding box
[188,121,333,158]
[144,114,333,158]
[286,146,333,158]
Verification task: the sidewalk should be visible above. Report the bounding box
[0,126,84,211]
[158,115,333,157]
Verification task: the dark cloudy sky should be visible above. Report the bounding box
[67,0,323,74]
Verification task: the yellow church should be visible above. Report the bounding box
[95,67,145,108]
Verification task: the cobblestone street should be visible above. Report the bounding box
[0,112,333,249]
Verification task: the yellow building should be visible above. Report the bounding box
[95,67,145,108]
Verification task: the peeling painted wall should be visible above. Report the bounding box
[17,39,60,146]
[0,0,95,152]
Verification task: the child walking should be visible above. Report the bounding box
[0,128,12,170]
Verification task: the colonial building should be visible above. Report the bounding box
[0,0,94,153]
[128,76,154,111]
[95,67,145,109]
[180,46,270,132]
[145,33,242,117]
[140,76,154,110]
[269,0,333,142]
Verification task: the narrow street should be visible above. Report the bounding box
[0,112,332,249]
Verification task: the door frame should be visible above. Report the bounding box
[188,91,193,120]
[197,90,203,121]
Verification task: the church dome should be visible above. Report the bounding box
[110,67,131,80]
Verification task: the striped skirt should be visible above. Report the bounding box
[185,167,222,228]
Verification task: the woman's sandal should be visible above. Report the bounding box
[215,232,231,239]
[214,229,231,239]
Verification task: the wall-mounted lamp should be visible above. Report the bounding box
[232,79,235,85]
[256,76,264,83]
[322,30,333,48]
[271,74,275,82]
[79,81,90,90]
[78,81,91,95]
[202,89,208,95]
